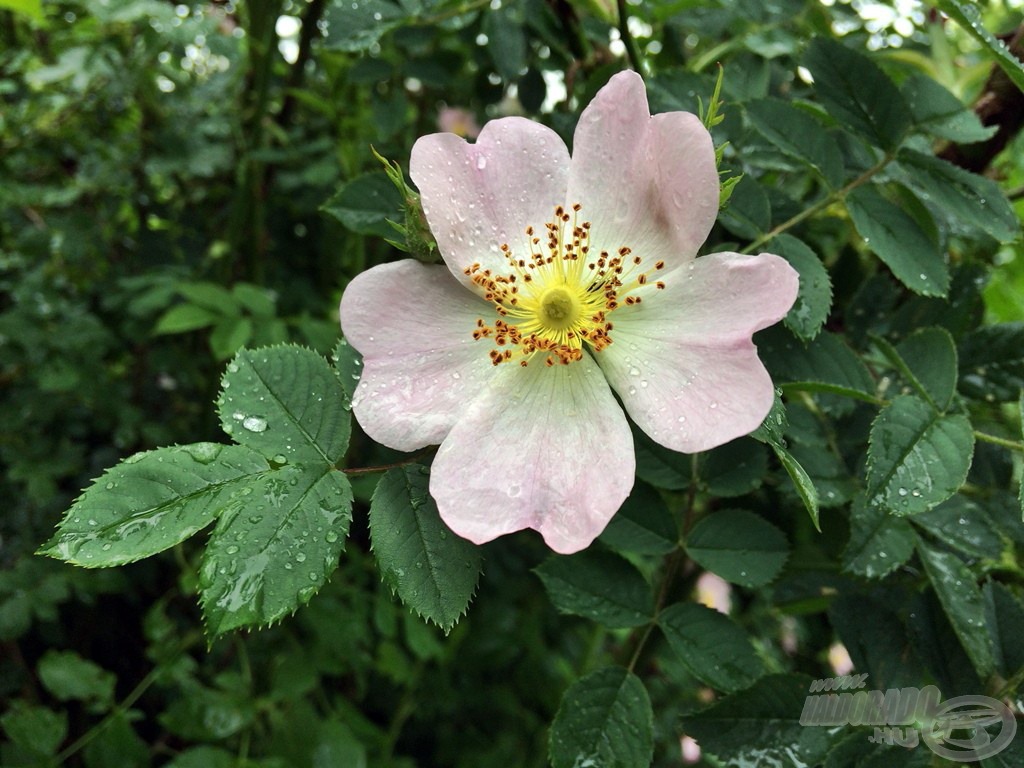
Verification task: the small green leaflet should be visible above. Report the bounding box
[927,0,1024,94]
[218,346,351,465]
[199,466,353,637]
[548,667,653,768]
[759,326,876,401]
[535,549,654,629]
[369,466,482,632]
[959,323,1024,403]
[872,327,957,412]
[916,535,995,678]
[685,509,789,587]
[658,603,766,692]
[865,395,974,516]
[846,186,949,297]
[746,99,844,189]
[321,172,403,238]
[39,444,270,567]
[842,494,915,579]
[770,234,833,341]
[803,38,910,150]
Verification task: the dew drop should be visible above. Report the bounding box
[242,415,268,433]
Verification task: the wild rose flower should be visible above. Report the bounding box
[340,71,798,554]
[437,106,481,139]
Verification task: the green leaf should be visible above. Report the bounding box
[984,580,1024,679]
[535,549,653,629]
[865,395,974,516]
[321,0,406,52]
[599,481,678,555]
[959,323,1024,402]
[700,438,767,497]
[484,3,526,81]
[930,0,1024,94]
[769,234,832,341]
[331,337,362,407]
[895,327,958,411]
[218,346,351,465]
[759,326,876,400]
[633,427,691,490]
[177,281,238,312]
[0,0,43,20]
[232,283,276,318]
[82,712,149,768]
[897,149,1019,243]
[846,185,949,297]
[872,327,957,411]
[717,175,771,239]
[199,466,353,636]
[823,730,932,767]
[321,172,403,238]
[682,674,834,765]
[658,602,766,692]
[751,390,788,448]
[548,667,653,768]
[829,594,928,690]
[916,534,995,678]
[773,444,822,529]
[685,510,789,587]
[746,99,844,188]
[209,316,254,360]
[38,651,115,710]
[911,496,1002,560]
[842,494,915,579]
[369,466,482,632]
[803,38,910,150]
[0,702,67,758]
[153,304,219,334]
[903,73,997,143]
[39,444,269,567]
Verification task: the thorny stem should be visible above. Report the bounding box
[741,153,896,254]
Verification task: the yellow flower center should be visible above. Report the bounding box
[466,204,666,367]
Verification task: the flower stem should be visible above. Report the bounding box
[616,0,646,76]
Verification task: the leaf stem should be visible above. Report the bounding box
[341,450,434,475]
[48,631,203,767]
[741,153,895,254]
[974,430,1024,452]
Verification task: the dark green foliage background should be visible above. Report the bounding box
[3,0,1024,766]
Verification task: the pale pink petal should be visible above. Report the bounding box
[339,259,497,451]
[566,70,719,268]
[410,118,570,285]
[430,355,634,554]
[596,252,798,453]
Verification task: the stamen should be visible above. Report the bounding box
[465,203,665,366]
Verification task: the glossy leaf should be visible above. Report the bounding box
[599,482,678,555]
[218,346,351,465]
[916,535,995,678]
[39,444,269,567]
[842,495,915,579]
[199,466,353,636]
[903,74,997,143]
[847,186,949,297]
[865,395,974,516]
[770,234,832,341]
[759,327,875,400]
[930,0,1024,94]
[682,674,834,765]
[803,38,910,149]
[535,549,653,629]
[959,323,1024,402]
[548,667,653,768]
[321,172,403,238]
[746,99,844,188]
[659,603,766,692]
[369,465,482,632]
[685,510,789,587]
